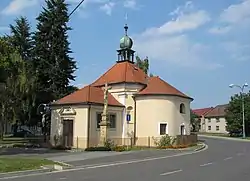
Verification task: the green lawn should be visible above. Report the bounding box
[0,157,55,173]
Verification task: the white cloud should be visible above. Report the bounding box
[124,0,137,9]
[220,0,250,24]
[209,0,250,34]
[141,10,210,37]
[99,2,115,15]
[1,0,38,15]
[133,1,220,69]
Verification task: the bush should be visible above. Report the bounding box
[51,145,71,150]
[153,135,176,148]
[85,146,111,151]
[113,145,127,152]
[104,139,115,150]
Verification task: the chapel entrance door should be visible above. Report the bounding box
[63,119,73,148]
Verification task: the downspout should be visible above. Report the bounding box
[132,96,136,145]
[87,103,91,148]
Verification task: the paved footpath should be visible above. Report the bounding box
[1,137,250,181]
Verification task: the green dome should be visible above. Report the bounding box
[120,35,133,49]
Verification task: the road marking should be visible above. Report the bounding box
[237,153,244,156]
[224,157,232,161]
[200,162,213,167]
[59,178,67,180]
[0,144,208,180]
[160,169,182,176]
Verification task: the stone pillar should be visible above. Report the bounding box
[99,83,112,146]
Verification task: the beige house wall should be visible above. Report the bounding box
[109,83,144,139]
[88,105,124,147]
[135,95,191,146]
[50,105,89,148]
[204,117,228,133]
[50,104,124,149]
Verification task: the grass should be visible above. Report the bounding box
[0,157,55,173]
[198,132,230,137]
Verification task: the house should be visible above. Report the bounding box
[192,107,214,132]
[50,24,193,149]
[203,104,228,133]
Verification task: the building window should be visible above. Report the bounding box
[96,113,116,129]
[208,118,211,123]
[216,118,220,123]
[208,126,211,130]
[180,103,185,114]
[216,126,219,131]
[159,123,167,135]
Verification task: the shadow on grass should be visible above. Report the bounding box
[0,136,67,156]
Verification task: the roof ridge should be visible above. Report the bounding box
[91,63,118,86]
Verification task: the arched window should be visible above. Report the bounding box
[180,103,185,114]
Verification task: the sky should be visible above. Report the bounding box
[0,0,250,109]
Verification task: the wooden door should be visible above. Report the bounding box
[63,119,73,148]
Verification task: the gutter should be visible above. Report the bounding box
[132,96,136,145]
[87,103,91,148]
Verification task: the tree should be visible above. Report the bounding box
[225,92,250,137]
[135,55,154,76]
[190,111,199,132]
[9,16,37,126]
[33,0,77,103]
[0,37,28,139]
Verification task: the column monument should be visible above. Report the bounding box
[99,82,112,146]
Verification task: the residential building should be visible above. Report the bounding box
[204,104,228,133]
[192,107,214,132]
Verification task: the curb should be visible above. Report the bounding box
[194,143,207,152]
[199,135,250,142]
[0,168,52,179]
[0,163,71,179]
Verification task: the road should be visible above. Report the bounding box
[1,136,250,181]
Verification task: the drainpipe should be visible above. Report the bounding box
[132,96,136,145]
[87,103,91,148]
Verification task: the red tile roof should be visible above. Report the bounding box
[136,76,192,99]
[91,61,148,86]
[54,61,193,105]
[192,107,214,117]
[53,85,124,107]
[205,104,228,117]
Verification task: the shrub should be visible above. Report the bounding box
[104,139,115,150]
[51,145,71,150]
[113,145,127,152]
[85,146,111,151]
[153,135,176,148]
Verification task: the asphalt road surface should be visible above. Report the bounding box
[1,136,250,181]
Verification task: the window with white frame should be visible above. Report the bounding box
[159,123,167,135]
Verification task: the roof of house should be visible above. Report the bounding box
[54,61,193,106]
[136,76,192,99]
[52,85,124,107]
[91,61,148,86]
[192,107,214,117]
[204,104,228,117]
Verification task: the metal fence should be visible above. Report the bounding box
[60,134,198,149]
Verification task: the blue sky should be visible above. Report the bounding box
[0,0,250,109]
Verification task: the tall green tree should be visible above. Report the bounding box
[33,0,77,103]
[190,111,199,132]
[226,92,250,136]
[0,37,28,139]
[135,55,154,76]
[9,16,37,126]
